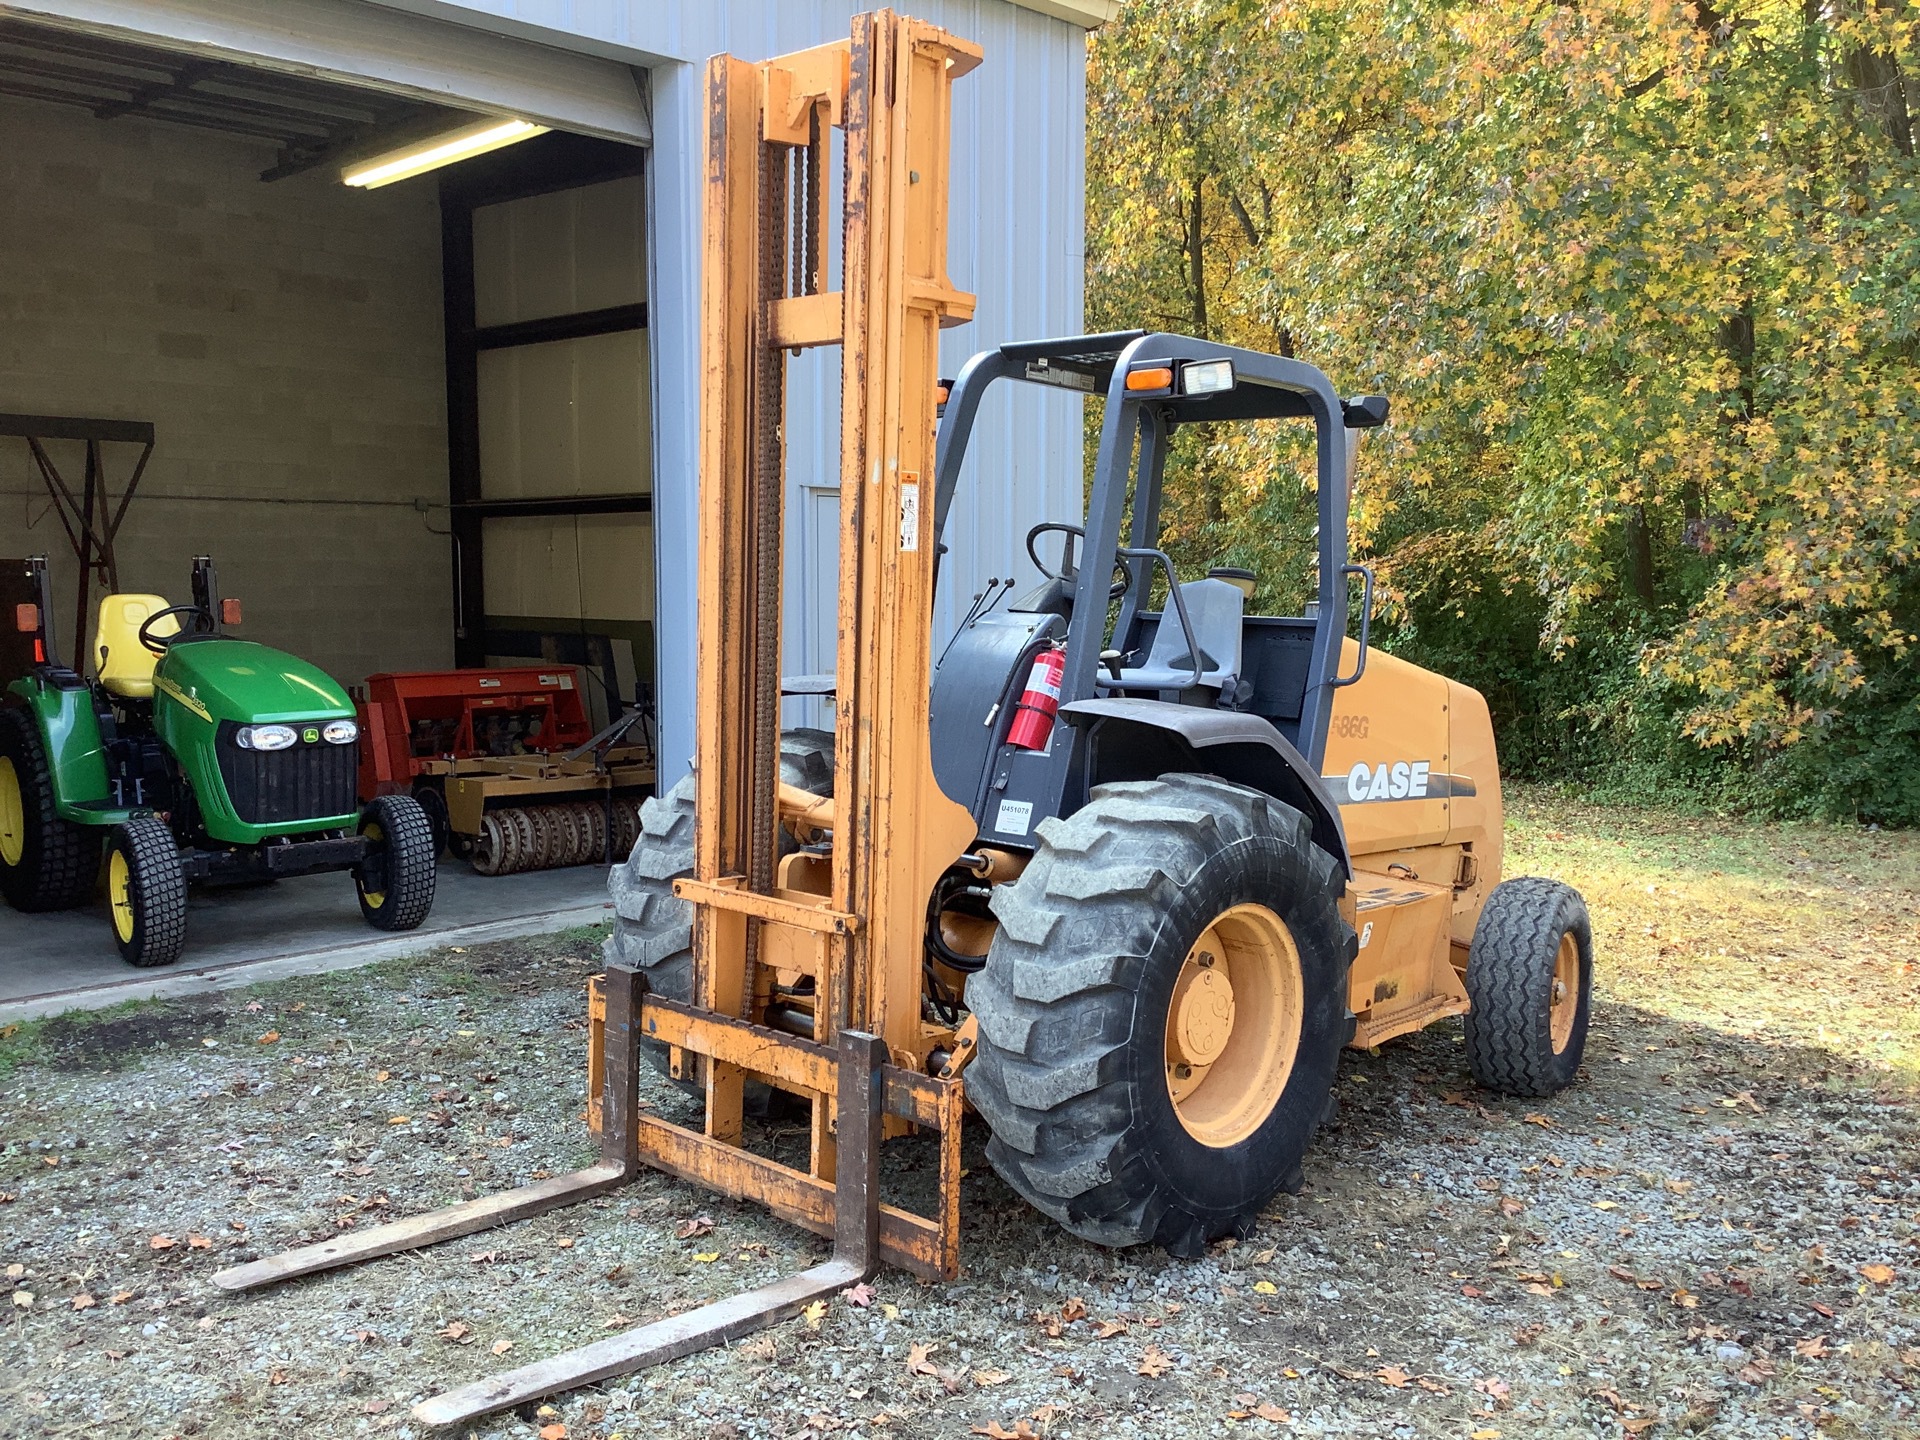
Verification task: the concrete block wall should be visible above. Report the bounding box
[0,93,453,689]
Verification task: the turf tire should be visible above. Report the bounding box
[604,729,836,1086]
[106,817,187,968]
[1463,877,1593,1097]
[355,794,438,931]
[0,706,101,912]
[967,774,1356,1257]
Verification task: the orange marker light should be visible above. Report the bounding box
[14,603,37,634]
[221,598,244,625]
[1125,367,1174,392]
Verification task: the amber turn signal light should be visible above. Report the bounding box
[221,598,243,625]
[14,603,37,634]
[1125,366,1174,392]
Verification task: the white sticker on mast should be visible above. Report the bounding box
[899,481,920,551]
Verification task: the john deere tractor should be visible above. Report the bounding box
[0,555,436,966]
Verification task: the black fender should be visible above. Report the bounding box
[1059,696,1351,877]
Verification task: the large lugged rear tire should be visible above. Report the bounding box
[604,729,836,1080]
[968,774,1356,1257]
[1464,877,1593,1097]
[106,817,187,968]
[0,706,101,912]
[355,794,438,931]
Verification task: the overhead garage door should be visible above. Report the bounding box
[2,0,651,144]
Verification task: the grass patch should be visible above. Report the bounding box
[1506,782,1920,1081]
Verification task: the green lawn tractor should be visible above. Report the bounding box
[0,554,436,966]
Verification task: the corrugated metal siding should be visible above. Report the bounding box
[422,0,1089,776]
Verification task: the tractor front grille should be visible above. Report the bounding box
[215,724,359,827]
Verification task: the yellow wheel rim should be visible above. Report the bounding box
[360,820,385,907]
[0,757,23,867]
[1166,902,1303,1148]
[1549,931,1580,1053]
[109,849,135,943]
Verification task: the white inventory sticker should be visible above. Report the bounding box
[899,481,920,551]
[994,799,1034,836]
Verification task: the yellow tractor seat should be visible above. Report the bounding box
[95,594,178,700]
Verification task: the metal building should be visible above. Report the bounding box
[0,0,1108,785]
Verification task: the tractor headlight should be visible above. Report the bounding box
[236,724,298,751]
[322,719,359,745]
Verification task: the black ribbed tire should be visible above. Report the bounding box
[1463,877,1593,1097]
[106,817,187,968]
[0,706,101,912]
[967,775,1356,1257]
[604,730,836,1084]
[355,794,438,931]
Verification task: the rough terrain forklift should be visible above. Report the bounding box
[211,13,1590,1424]
[0,554,437,966]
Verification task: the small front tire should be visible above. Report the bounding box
[1463,877,1593,1097]
[106,818,188,968]
[356,794,437,931]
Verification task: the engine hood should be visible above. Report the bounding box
[152,638,353,726]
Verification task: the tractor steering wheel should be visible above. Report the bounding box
[138,604,215,655]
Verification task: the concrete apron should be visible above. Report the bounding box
[0,862,617,1022]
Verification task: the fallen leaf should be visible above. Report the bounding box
[148,1235,177,1251]
[538,1426,567,1440]
[1522,1113,1555,1128]
[1471,1431,1502,1439]
[1796,1335,1830,1358]
[258,1031,280,1044]
[1093,1319,1129,1339]
[675,1215,715,1240]
[1811,1301,1835,1318]
[556,1237,575,1249]
[1622,1421,1657,1436]
[490,1339,513,1355]
[804,1299,829,1330]
[10,1291,32,1308]
[841,1282,877,1308]
[187,1235,213,1250]
[907,1341,940,1377]
[1497,1196,1525,1219]
[1031,1403,1069,1424]
[108,1291,133,1305]
[387,1116,410,1126]
[1461,1284,1485,1299]
[1136,1345,1174,1378]
[693,1252,719,1264]
[1592,1200,1619,1211]
[1060,1297,1087,1324]
[973,1367,1012,1386]
[1861,1263,1896,1286]
[1670,1289,1700,1309]
[438,1321,471,1342]
[364,1400,389,1414]
[1252,1402,1290,1422]
[969,1424,1035,1440]
[1252,1280,1277,1295]
[269,1368,287,1385]
[1375,1364,1411,1388]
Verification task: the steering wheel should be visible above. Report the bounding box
[138,604,215,656]
[1027,522,1132,602]
[1025,522,1086,581]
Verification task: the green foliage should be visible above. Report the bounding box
[1088,0,1920,823]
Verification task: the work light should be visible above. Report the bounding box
[323,720,359,746]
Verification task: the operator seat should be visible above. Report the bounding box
[94,594,177,700]
[1104,576,1245,699]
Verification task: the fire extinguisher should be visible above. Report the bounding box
[1006,644,1066,751]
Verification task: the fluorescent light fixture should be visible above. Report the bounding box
[342,118,550,189]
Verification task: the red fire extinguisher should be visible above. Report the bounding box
[1006,645,1066,751]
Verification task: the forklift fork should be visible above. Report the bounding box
[214,967,889,1427]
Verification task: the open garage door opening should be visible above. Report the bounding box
[0,10,655,1005]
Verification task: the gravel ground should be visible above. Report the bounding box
[4,808,1918,1440]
